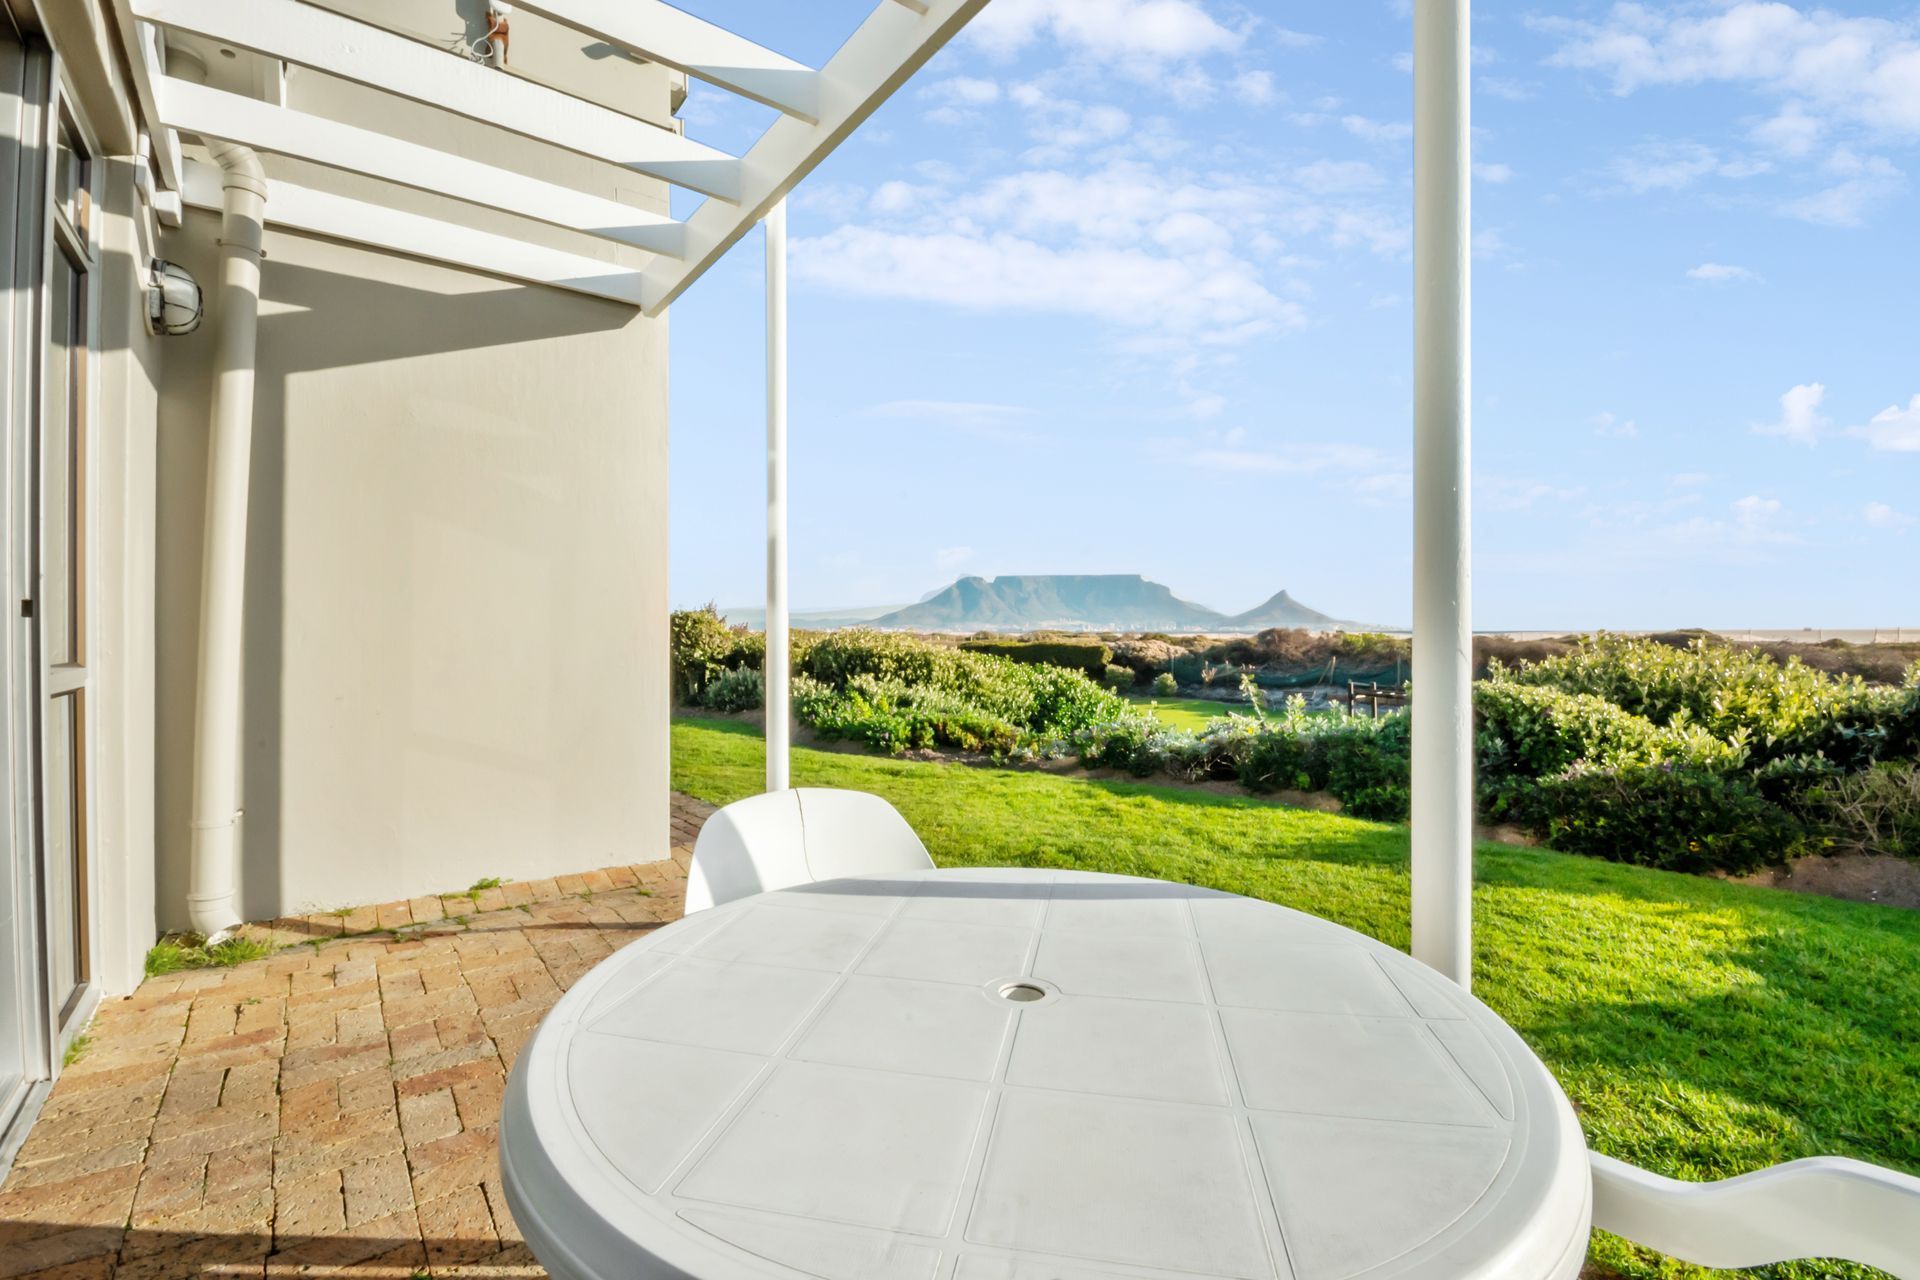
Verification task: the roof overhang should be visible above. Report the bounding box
[115,0,988,312]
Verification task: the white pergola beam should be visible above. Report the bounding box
[131,0,743,202]
[159,78,685,259]
[507,0,821,123]
[1410,0,1474,987]
[180,159,645,306]
[641,0,990,314]
[107,2,182,191]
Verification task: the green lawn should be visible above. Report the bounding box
[1129,694,1244,730]
[673,717,1920,1280]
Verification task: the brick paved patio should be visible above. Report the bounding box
[0,795,716,1280]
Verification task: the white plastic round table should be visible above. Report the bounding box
[501,868,1591,1280]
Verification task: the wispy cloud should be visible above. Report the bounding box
[1538,4,1920,141]
[1686,262,1759,284]
[1864,502,1915,530]
[1591,411,1639,439]
[1848,395,1920,452]
[1752,382,1828,446]
[1604,139,1768,193]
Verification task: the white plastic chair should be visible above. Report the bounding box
[683,788,933,914]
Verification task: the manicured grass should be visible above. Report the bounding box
[1129,694,1244,731]
[674,717,1919,1280]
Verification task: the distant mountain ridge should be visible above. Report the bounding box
[825,574,1398,634]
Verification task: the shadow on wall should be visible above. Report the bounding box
[152,219,660,932]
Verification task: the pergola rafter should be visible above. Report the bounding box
[111,0,984,312]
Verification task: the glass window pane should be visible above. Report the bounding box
[54,118,87,232]
[43,253,82,666]
[45,693,83,1004]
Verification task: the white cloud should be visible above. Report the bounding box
[1606,139,1768,192]
[1540,4,1920,139]
[964,0,1242,64]
[1592,411,1640,439]
[1474,162,1515,183]
[1848,394,1920,452]
[1232,70,1277,106]
[869,181,934,214]
[1865,502,1915,530]
[1686,262,1760,284]
[924,76,1001,107]
[1478,76,1536,102]
[795,226,1298,345]
[1779,153,1905,226]
[1750,102,1824,156]
[1342,115,1412,143]
[1753,382,1828,445]
[1732,494,1783,526]
[1293,159,1384,194]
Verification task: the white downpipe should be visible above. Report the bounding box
[764,199,790,793]
[1411,0,1474,987]
[185,137,267,941]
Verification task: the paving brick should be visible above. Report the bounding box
[0,796,714,1279]
[416,1184,498,1269]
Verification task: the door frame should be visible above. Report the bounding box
[34,58,105,1041]
[0,18,106,1176]
[0,19,52,1174]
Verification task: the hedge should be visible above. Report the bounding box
[958,639,1113,679]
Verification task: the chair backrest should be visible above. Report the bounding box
[683,787,933,914]
[684,790,807,914]
[795,788,933,884]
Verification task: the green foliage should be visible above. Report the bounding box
[1493,761,1803,874]
[959,638,1112,678]
[1152,672,1178,696]
[669,607,763,702]
[791,634,1129,757]
[700,665,764,713]
[144,933,276,976]
[1474,680,1748,782]
[1497,634,1904,768]
[63,1033,92,1067]
[1101,663,1136,692]
[1169,654,1204,685]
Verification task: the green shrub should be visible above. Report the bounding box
[669,606,740,701]
[1493,762,1801,874]
[1152,672,1178,696]
[1169,654,1205,685]
[1496,635,1904,767]
[788,633,1128,757]
[1102,664,1136,692]
[1473,680,1747,781]
[959,638,1112,678]
[701,666,764,712]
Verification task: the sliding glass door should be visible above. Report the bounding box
[38,98,94,1027]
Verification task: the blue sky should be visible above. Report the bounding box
[664,1,1920,630]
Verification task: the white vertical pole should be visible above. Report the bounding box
[765,199,791,792]
[1412,0,1473,987]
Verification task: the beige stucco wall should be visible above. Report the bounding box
[153,219,671,927]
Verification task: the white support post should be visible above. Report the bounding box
[765,200,791,793]
[1411,0,1474,987]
